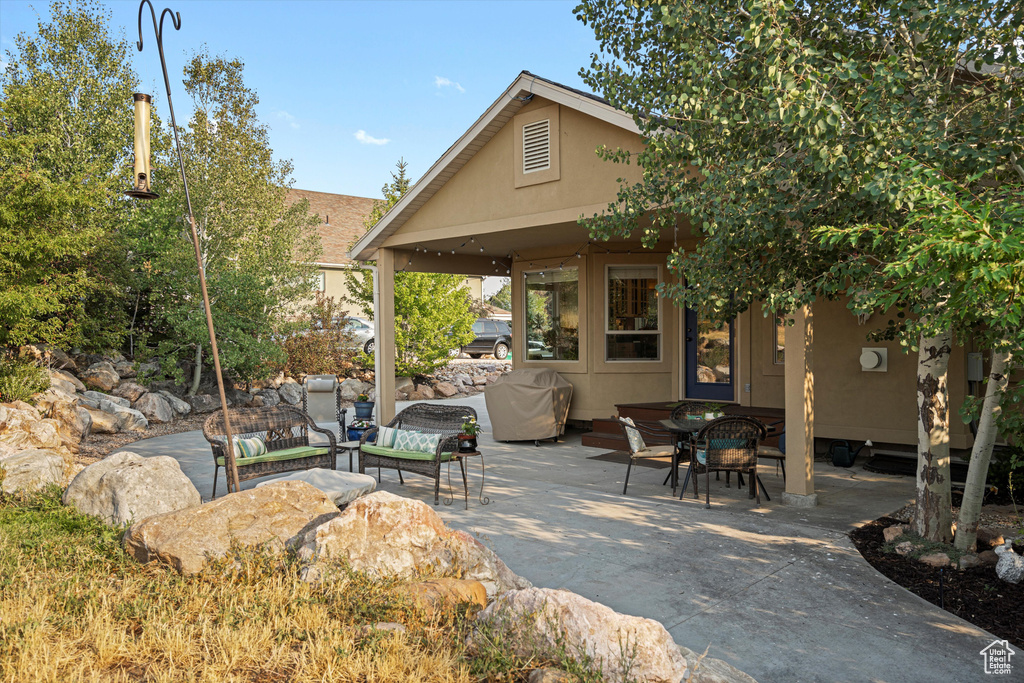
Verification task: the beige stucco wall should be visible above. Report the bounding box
[313,267,482,318]
[393,97,645,240]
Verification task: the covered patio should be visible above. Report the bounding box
[120,393,996,681]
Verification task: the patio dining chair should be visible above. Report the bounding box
[682,416,768,508]
[662,401,712,487]
[616,417,677,495]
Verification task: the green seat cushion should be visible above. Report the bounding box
[217,446,330,467]
[360,443,455,462]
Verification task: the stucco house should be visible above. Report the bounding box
[348,71,985,505]
[286,188,483,314]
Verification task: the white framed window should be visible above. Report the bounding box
[524,267,579,361]
[605,265,660,361]
[313,271,325,292]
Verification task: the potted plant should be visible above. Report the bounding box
[458,416,483,453]
[348,417,374,442]
[354,392,374,420]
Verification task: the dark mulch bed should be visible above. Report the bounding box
[850,517,1024,649]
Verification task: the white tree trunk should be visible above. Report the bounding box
[914,327,953,542]
[189,343,203,397]
[954,348,1012,552]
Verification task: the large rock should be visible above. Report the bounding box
[133,393,175,424]
[472,588,755,683]
[48,372,78,395]
[157,390,192,417]
[256,388,281,407]
[339,378,370,401]
[124,481,339,574]
[85,408,120,434]
[278,381,302,406]
[81,361,120,391]
[395,377,415,393]
[0,403,66,453]
[51,368,86,392]
[64,452,200,526]
[82,390,129,408]
[0,448,66,495]
[49,399,91,446]
[393,578,487,618]
[113,382,148,403]
[995,542,1024,584]
[416,384,436,399]
[186,394,220,414]
[433,382,459,398]
[225,388,253,407]
[19,344,77,371]
[114,359,136,379]
[297,491,530,598]
[100,400,148,432]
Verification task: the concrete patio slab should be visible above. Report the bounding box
[116,394,999,682]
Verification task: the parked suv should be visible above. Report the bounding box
[462,319,511,359]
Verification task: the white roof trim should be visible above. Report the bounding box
[348,71,640,262]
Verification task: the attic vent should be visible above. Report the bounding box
[522,119,550,173]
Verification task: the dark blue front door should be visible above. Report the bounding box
[684,308,735,401]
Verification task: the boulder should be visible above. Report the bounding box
[100,400,149,432]
[976,527,1005,549]
[979,550,999,566]
[995,542,1024,584]
[434,382,459,398]
[84,391,129,408]
[959,554,981,570]
[0,402,66,453]
[186,394,220,414]
[453,373,473,387]
[894,541,915,556]
[124,481,339,574]
[81,362,120,391]
[339,378,370,401]
[157,391,192,417]
[49,399,91,446]
[113,382,148,403]
[133,393,175,424]
[278,381,302,406]
[297,491,529,598]
[416,385,436,400]
[225,388,253,407]
[48,373,78,395]
[472,376,488,386]
[33,387,78,416]
[393,578,488,617]
[51,368,86,392]
[136,360,161,378]
[85,408,119,434]
[114,359,136,379]
[257,388,281,407]
[395,391,408,401]
[471,588,756,683]
[918,552,951,568]
[63,452,201,527]
[19,344,77,371]
[696,366,717,384]
[395,377,415,393]
[883,526,905,543]
[0,448,66,495]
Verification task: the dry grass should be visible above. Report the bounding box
[1,488,602,682]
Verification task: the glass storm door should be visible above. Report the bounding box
[684,308,735,401]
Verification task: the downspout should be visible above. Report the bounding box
[360,264,382,426]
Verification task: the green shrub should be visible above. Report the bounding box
[0,353,50,403]
[281,293,359,378]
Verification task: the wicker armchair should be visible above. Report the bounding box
[358,403,474,505]
[669,401,714,421]
[681,416,768,507]
[204,405,337,499]
[616,417,677,495]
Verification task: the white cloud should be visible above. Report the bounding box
[354,129,390,146]
[434,76,465,93]
[275,110,300,130]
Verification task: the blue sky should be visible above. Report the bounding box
[0,0,600,200]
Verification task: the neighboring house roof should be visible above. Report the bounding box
[348,71,640,262]
[482,302,512,320]
[287,188,375,266]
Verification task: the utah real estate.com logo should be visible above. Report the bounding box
[980,640,1015,675]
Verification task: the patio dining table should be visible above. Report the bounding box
[658,417,709,491]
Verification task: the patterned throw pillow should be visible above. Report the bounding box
[376,426,401,448]
[621,417,646,453]
[394,430,441,454]
[232,435,267,459]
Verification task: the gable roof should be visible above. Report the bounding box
[348,71,640,261]
[287,188,375,266]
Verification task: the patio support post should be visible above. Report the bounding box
[782,304,817,506]
[377,247,397,425]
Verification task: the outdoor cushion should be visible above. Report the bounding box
[375,426,402,448]
[621,417,646,453]
[216,445,329,467]
[393,430,441,454]
[360,443,455,462]
[256,468,376,506]
[232,435,267,459]
[633,445,675,460]
[695,438,748,465]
